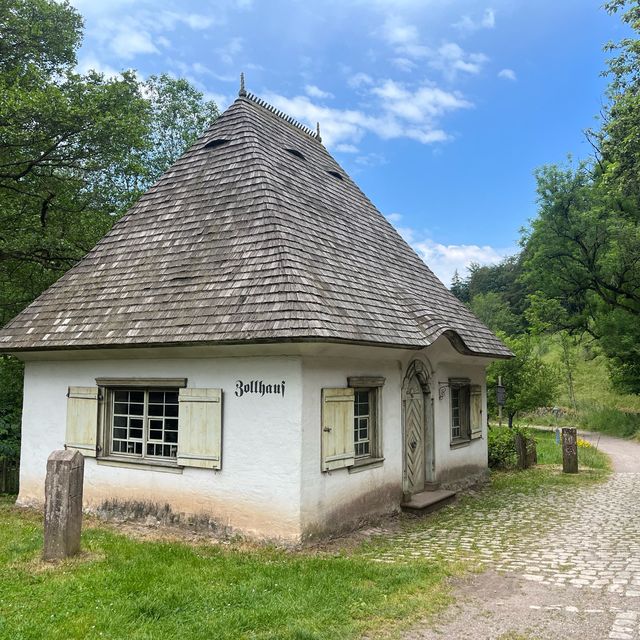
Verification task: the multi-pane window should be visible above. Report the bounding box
[110,389,179,460]
[354,389,372,458]
[450,380,471,442]
[451,386,461,439]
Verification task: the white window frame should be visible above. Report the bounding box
[96,377,187,466]
[347,376,385,467]
[449,377,471,445]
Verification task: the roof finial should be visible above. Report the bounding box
[239,72,246,97]
[316,121,322,143]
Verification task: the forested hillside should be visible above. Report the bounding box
[452,0,640,436]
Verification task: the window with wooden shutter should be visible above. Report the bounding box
[470,385,483,439]
[321,388,355,471]
[66,386,99,457]
[177,388,222,469]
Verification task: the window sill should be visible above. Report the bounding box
[449,439,471,450]
[97,456,184,474]
[348,457,384,473]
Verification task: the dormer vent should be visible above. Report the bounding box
[286,148,306,161]
[204,139,229,150]
[327,170,343,180]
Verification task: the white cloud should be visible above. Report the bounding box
[454,9,496,32]
[217,37,243,66]
[76,55,124,79]
[110,25,159,58]
[205,91,233,110]
[384,214,512,285]
[498,68,517,81]
[430,42,489,79]
[335,143,359,153]
[380,17,488,79]
[305,84,334,99]
[391,57,416,72]
[382,16,430,59]
[348,72,374,88]
[412,239,510,286]
[264,76,471,148]
[69,3,219,64]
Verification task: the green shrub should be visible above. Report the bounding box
[488,426,536,469]
[580,406,640,438]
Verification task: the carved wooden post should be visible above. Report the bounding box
[43,449,84,560]
[562,428,578,474]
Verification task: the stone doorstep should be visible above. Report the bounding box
[401,489,457,514]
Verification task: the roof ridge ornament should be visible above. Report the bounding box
[239,72,247,97]
[244,90,321,140]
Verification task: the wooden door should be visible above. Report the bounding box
[404,374,425,495]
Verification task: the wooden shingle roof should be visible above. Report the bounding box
[0,93,511,358]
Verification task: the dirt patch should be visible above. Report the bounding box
[403,569,633,640]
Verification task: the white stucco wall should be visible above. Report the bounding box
[300,354,404,538]
[300,339,490,538]
[17,339,492,541]
[410,338,489,484]
[19,354,303,540]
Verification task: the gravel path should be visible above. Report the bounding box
[394,432,640,640]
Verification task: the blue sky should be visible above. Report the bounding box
[69,0,628,285]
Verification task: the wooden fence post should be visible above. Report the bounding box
[562,427,578,474]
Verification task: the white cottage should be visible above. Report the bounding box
[0,87,511,541]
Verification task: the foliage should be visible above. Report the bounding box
[601,0,640,196]
[581,406,640,439]
[487,426,518,469]
[531,428,610,470]
[0,0,218,458]
[0,357,23,459]
[470,292,520,335]
[487,335,561,427]
[488,426,610,471]
[140,74,220,187]
[450,256,528,336]
[519,1,640,394]
[0,2,219,324]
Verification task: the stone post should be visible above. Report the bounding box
[562,427,578,474]
[43,449,84,561]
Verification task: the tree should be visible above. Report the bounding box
[487,335,560,427]
[599,1,640,197]
[469,292,520,335]
[0,0,219,460]
[523,161,640,391]
[449,269,469,302]
[0,3,220,326]
[141,74,220,186]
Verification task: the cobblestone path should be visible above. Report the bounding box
[376,473,640,598]
[380,432,640,640]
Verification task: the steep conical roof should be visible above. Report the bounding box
[0,93,510,358]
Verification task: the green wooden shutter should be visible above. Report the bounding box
[321,388,355,471]
[177,388,222,469]
[66,386,99,457]
[470,385,483,439]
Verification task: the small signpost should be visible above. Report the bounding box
[43,449,84,561]
[496,376,506,427]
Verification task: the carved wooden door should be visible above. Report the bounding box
[404,374,425,495]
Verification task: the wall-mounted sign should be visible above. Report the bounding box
[235,379,286,398]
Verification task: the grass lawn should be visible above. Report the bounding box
[0,435,611,640]
[0,496,455,640]
[532,428,610,470]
